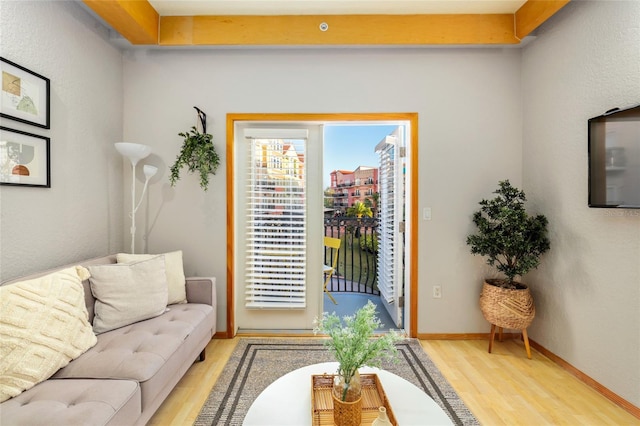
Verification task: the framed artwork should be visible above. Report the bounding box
[0,127,50,188]
[1,57,50,129]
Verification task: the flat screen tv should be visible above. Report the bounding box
[588,104,640,209]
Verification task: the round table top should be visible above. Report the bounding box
[243,361,453,425]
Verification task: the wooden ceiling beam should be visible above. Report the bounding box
[83,0,572,46]
[515,0,571,40]
[82,0,159,45]
[159,14,519,46]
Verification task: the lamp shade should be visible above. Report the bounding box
[143,165,158,179]
[115,142,152,166]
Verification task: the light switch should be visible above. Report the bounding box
[423,207,432,221]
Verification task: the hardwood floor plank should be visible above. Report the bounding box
[421,339,639,425]
[147,338,238,426]
[149,337,638,425]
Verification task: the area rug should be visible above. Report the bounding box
[195,338,479,426]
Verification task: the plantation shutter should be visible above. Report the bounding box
[244,129,308,309]
[376,135,397,303]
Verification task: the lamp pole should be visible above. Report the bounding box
[115,143,156,254]
[130,160,137,253]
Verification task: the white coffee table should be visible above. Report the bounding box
[243,362,453,425]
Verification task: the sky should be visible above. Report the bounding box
[323,124,398,188]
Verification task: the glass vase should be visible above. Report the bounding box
[332,370,362,426]
[332,370,362,402]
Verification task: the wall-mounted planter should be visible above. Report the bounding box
[169,107,220,191]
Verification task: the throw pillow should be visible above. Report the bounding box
[0,266,97,402]
[116,250,187,305]
[87,256,168,334]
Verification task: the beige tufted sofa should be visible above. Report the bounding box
[0,254,217,426]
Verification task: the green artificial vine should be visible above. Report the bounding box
[169,126,220,191]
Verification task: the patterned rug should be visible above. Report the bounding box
[195,338,479,425]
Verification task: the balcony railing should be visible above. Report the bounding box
[324,217,379,295]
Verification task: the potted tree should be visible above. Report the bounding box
[466,180,550,358]
[346,200,373,218]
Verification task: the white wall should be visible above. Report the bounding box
[522,0,640,407]
[122,47,523,333]
[0,1,124,281]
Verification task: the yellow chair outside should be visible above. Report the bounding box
[323,237,341,305]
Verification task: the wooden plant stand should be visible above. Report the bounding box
[488,324,532,359]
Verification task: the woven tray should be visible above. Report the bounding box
[311,374,398,425]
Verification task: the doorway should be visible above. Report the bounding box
[226,113,418,337]
[322,124,406,331]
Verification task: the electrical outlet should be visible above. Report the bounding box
[433,285,442,298]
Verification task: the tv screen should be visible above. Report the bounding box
[588,104,640,209]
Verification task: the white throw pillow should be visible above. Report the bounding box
[0,266,97,402]
[116,250,187,305]
[87,256,168,334]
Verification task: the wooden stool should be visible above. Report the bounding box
[488,324,532,359]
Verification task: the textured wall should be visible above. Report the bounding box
[4,0,636,407]
[122,48,523,333]
[522,1,640,406]
[0,1,124,281]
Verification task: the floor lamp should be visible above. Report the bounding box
[115,142,158,254]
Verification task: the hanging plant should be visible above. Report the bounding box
[169,107,220,191]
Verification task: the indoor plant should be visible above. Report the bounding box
[466,180,550,356]
[314,300,402,425]
[169,126,220,191]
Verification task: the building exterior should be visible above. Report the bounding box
[329,166,378,214]
[252,139,305,216]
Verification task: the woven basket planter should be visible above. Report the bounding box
[479,280,535,330]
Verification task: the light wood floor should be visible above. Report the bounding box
[148,337,639,425]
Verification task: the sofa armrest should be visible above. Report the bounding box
[185,277,216,307]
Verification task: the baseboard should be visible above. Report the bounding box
[417,332,521,340]
[214,331,230,339]
[528,339,640,420]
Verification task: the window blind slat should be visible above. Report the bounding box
[377,141,396,303]
[244,136,307,309]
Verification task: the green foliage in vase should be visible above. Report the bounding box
[313,300,403,401]
[169,126,220,191]
[466,180,550,289]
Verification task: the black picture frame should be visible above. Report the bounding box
[1,57,50,129]
[0,126,50,188]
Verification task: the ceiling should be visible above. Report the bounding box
[81,0,570,46]
[147,0,528,16]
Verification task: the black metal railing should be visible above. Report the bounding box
[324,217,379,295]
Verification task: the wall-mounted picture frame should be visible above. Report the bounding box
[0,126,50,188]
[1,57,50,129]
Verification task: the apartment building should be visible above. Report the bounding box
[329,167,378,213]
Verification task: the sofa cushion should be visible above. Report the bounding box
[0,266,97,402]
[117,250,187,305]
[53,303,213,410]
[0,379,141,426]
[87,257,168,334]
